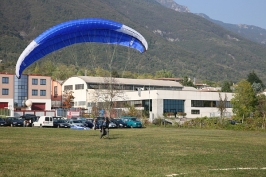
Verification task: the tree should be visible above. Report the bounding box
[252,82,263,94]
[255,94,266,129]
[180,76,195,87]
[217,92,227,123]
[111,70,120,78]
[247,71,265,89]
[92,77,125,118]
[221,81,232,92]
[231,80,257,119]
[62,90,75,108]
[123,103,142,117]
[155,69,174,78]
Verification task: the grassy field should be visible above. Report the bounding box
[0,127,265,177]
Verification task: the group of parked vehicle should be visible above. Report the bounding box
[0,115,143,129]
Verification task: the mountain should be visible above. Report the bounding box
[156,0,190,12]
[1,0,266,83]
[197,13,266,45]
[159,0,266,45]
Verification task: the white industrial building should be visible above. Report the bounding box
[62,76,233,119]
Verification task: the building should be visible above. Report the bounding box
[62,76,233,119]
[0,73,53,111]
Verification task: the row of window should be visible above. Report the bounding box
[32,78,46,85]
[2,77,47,86]
[191,100,232,108]
[1,89,46,96]
[32,90,46,96]
[64,83,182,91]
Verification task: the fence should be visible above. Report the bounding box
[210,112,231,118]
[0,109,10,117]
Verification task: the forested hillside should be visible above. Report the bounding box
[1,0,266,83]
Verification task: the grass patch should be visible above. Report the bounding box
[0,127,266,177]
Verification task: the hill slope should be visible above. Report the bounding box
[1,0,266,83]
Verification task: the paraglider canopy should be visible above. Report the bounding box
[15,18,148,79]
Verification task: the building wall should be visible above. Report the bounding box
[116,90,233,119]
[0,73,14,109]
[51,80,63,108]
[62,76,234,119]
[62,77,88,108]
[0,74,53,111]
[27,75,52,110]
[0,73,14,99]
[28,75,51,100]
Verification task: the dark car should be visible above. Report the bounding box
[84,120,94,128]
[0,118,6,126]
[111,118,128,128]
[53,119,71,128]
[5,117,24,127]
[21,114,38,127]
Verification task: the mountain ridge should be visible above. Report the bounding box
[158,0,266,45]
[1,0,266,83]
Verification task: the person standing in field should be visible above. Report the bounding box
[93,118,97,130]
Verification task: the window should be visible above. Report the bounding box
[163,99,184,114]
[40,90,46,96]
[32,89,38,96]
[32,78,38,85]
[2,77,9,84]
[54,86,58,95]
[2,89,9,95]
[18,85,25,89]
[64,85,73,90]
[75,84,84,90]
[191,110,200,114]
[40,79,46,85]
[191,100,232,108]
[78,101,86,106]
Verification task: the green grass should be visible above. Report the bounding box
[0,127,266,177]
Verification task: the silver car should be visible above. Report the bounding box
[67,119,84,127]
[108,122,117,128]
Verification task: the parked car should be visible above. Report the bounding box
[120,116,142,128]
[0,118,6,126]
[86,118,94,123]
[53,119,71,128]
[111,118,128,128]
[77,117,87,124]
[108,121,117,129]
[67,119,84,127]
[5,117,24,127]
[32,116,54,127]
[84,120,94,128]
[21,114,38,127]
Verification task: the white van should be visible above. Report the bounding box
[32,116,54,127]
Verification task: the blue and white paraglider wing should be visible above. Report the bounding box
[15,18,148,79]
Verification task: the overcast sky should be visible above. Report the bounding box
[174,0,266,29]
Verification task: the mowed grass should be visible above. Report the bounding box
[0,127,266,177]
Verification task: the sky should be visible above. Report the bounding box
[174,0,266,29]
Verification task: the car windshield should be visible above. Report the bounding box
[73,120,82,123]
[130,118,137,121]
[58,120,66,123]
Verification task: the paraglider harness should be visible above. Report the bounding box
[100,118,109,139]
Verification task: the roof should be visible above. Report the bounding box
[155,78,183,82]
[77,76,183,88]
